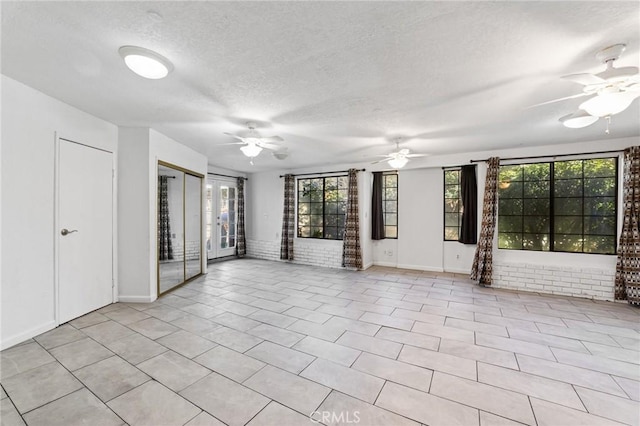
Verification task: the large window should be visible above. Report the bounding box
[498,157,617,254]
[444,169,462,240]
[382,173,398,238]
[297,176,348,240]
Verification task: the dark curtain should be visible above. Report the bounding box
[158,176,173,261]
[342,169,363,269]
[459,165,478,244]
[236,177,246,257]
[471,157,499,285]
[615,146,640,305]
[371,172,385,240]
[280,174,295,260]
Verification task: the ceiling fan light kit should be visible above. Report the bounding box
[119,46,173,79]
[388,156,409,169]
[556,43,640,132]
[240,143,263,158]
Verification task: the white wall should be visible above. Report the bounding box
[1,75,117,349]
[117,128,150,303]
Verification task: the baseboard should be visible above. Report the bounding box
[0,320,57,351]
[372,261,398,268]
[443,267,471,274]
[117,295,156,303]
[396,263,444,273]
[362,261,374,270]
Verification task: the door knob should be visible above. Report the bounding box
[61,229,78,236]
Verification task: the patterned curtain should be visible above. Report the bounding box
[470,157,500,285]
[280,174,295,260]
[615,146,640,305]
[342,169,363,269]
[158,176,173,261]
[236,177,246,257]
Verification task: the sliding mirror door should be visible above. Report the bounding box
[158,162,203,295]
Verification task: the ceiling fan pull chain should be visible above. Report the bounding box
[605,115,611,134]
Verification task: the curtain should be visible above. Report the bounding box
[470,157,500,285]
[615,146,640,305]
[236,177,246,257]
[459,165,478,244]
[158,176,173,261]
[371,172,385,240]
[280,174,295,260]
[342,169,363,269]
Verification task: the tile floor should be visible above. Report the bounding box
[1,259,639,426]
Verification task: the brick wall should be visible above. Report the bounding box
[171,239,200,261]
[246,239,343,269]
[492,262,615,301]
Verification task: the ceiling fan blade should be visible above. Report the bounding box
[527,92,590,108]
[406,154,426,158]
[260,136,284,143]
[561,73,606,86]
[223,132,245,141]
[257,144,279,151]
[215,142,246,146]
[371,158,390,164]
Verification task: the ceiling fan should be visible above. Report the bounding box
[222,122,284,164]
[535,44,640,132]
[372,138,426,169]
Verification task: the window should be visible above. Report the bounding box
[498,157,617,254]
[297,176,348,240]
[444,169,462,240]
[382,173,398,238]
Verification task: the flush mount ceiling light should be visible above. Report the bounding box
[119,46,173,79]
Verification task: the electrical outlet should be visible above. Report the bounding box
[456,254,460,260]
[387,250,393,257]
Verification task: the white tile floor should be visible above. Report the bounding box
[1,259,639,426]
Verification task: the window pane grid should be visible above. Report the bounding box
[297,176,347,240]
[382,173,398,239]
[498,158,617,254]
[444,169,462,241]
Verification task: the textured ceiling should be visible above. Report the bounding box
[2,1,639,172]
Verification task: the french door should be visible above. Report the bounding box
[206,180,237,259]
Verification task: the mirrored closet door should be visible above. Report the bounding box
[158,162,203,295]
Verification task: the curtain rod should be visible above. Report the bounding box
[208,172,248,181]
[279,168,365,178]
[159,175,176,179]
[441,164,476,170]
[470,149,623,164]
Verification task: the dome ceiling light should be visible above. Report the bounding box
[119,46,173,79]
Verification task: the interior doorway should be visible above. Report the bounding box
[206,179,237,260]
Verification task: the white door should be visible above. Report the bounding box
[206,180,237,259]
[58,139,113,323]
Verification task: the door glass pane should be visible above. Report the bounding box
[219,186,230,249]
[206,184,213,255]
